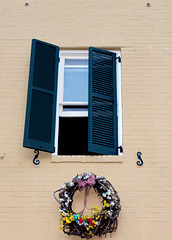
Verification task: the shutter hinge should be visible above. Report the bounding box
[58,57,60,62]
[108,146,123,155]
[118,146,123,153]
[116,56,121,63]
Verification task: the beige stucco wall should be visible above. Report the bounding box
[0,0,172,239]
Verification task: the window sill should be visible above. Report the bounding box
[51,155,123,163]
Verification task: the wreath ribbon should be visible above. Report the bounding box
[77,174,96,215]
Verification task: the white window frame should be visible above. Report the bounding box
[54,50,122,156]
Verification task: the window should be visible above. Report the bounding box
[23,39,122,156]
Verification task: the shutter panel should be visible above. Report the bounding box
[88,47,118,155]
[23,39,59,153]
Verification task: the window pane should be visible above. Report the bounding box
[63,67,88,102]
[65,59,88,66]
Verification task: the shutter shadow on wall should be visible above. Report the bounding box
[23,39,59,153]
[88,47,118,155]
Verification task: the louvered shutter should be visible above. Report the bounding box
[88,47,118,155]
[23,39,59,153]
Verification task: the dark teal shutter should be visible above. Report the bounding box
[23,39,59,153]
[88,47,118,155]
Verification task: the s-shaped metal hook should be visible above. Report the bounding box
[136,152,143,166]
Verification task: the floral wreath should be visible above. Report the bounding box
[54,173,121,239]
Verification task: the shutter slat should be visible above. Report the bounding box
[88,47,118,155]
[23,39,59,153]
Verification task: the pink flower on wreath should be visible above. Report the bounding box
[87,218,95,226]
[79,218,84,224]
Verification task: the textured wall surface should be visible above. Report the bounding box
[0,1,172,239]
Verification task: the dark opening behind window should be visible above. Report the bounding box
[58,117,93,155]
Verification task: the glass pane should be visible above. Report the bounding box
[63,67,88,102]
[65,59,88,66]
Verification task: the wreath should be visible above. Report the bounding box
[54,173,121,239]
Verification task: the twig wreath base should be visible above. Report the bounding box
[54,173,121,239]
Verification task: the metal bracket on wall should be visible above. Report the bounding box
[136,152,143,166]
[33,149,40,165]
